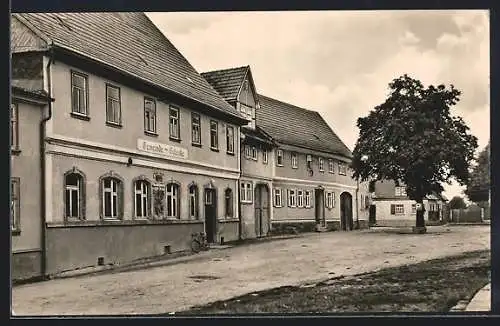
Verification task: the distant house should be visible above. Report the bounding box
[371,180,447,227]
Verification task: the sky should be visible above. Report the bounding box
[146,10,490,201]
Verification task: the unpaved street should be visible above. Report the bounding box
[12,225,490,315]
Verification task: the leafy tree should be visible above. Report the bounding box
[448,196,467,209]
[350,75,478,233]
[465,141,490,203]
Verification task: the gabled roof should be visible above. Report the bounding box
[12,13,245,122]
[257,95,353,158]
[242,126,275,147]
[201,66,249,102]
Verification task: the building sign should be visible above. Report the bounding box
[137,139,188,160]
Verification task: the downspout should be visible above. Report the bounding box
[237,132,244,241]
[40,46,54,278]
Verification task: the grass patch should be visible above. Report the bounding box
[178,250,490,314]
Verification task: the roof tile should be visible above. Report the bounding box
[201,66,249,102]
[14,12,243,120]
[257,94,353,158]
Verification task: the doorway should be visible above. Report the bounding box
[369,204,377,226]
[340,192,353,231]
[204,188,217,243]
[315,188,325,227]
[254,184,270,237]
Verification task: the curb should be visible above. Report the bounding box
[449,282,491,312]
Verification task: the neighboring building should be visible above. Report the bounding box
[371,180,447,227]
[11,12,249,278]
[257,95,370,233]
[202,66,276,239]
[11,86,53,281]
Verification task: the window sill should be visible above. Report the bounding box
[169,137,181,143]
[210,147,219,152]
[241,201,253,205]
[11,148,22,156]
[144,130,158,137]
[226,151,235,156]
[192,142,202,148]
[292,166,298,169]
[11,229,21,236]
[106,121,123,129]
[70,112,90,121]
[276,164,284,167]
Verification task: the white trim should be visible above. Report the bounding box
[46,134,240,174]
[46,144,240,180]
[45,153,53,222]
[273,176,357,189]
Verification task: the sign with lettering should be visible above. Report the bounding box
[137,139,188,160]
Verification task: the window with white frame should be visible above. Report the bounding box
[134,179,150,219]
[411,204,416,214]
[11,103,19,150]
[291,152,298,168]
[169,106,180,139]
[274,188,283,207]
[105,84,121,125]
[288,189,297,208]
[328,159,334,173]
[395,186,407,197]
[144,97,156,133]
[166,183,179,218]
[245,145,252,159]
[65,171,85,220]
[71,71,88,116]
[391,204,405,215]
[319,158,325,172]
[297,190,304,207]
[338,162,347,175]
[189,184,199,219]
[251,146,258,161]
[276,149,284,166]
[326,192,335,209]
[11,177,20,232]
[210,120,218,149]
[263,150,268,164]
[101,176,123,219]
[305,190,312,208]
[191,113,201,145]
[226,126,234,154]
[240,181,253,203]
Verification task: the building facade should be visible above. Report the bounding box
[257,96,370,234]
[11,12,248,278]
[371,180,446,227]
[10,86,52,281]
[202,67,276,239]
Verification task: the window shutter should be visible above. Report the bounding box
[324,192,328,208]
[390,204,395,215]
[287,189,291,207]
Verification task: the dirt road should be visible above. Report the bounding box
[12,225,490,315]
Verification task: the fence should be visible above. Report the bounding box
[450,204,490,223]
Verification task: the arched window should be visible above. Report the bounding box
[64,168,86,220]
[134,178,151,219]
[100,172,124,219]
[225,188,233,218]
[188,183,199,219]
[166,182,180,219]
